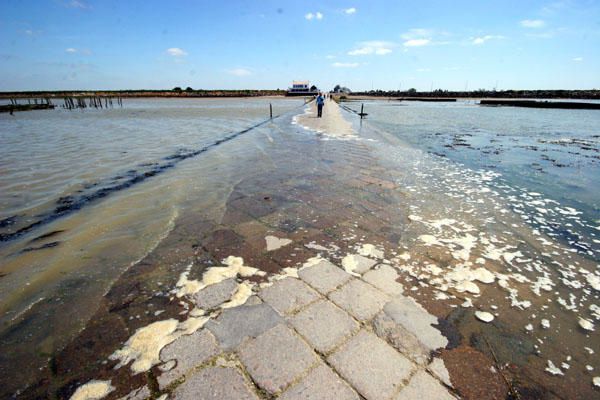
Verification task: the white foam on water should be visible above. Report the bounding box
[578,317,595,331]
[455,280,480,295]
[221,282,254,309]
[419,234,443,246]
[341,254,363,277]
[541,319,551,329]
[357,243,384,259]
[586,274,600,291]
[109,319,180,374]
[525,323,533,332]
[545,360,564,376]
[590,304,600,320]
[301,256,326,269]
[475,311,495,323]
[175,256,265,297]
[69,380,114,400]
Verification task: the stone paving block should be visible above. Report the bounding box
[279,364,360,400]
[193,278,238,310]
[363,264,404,296]
[395,370,456,400]
[327,329,415,400]
[428,357,453,388]
[206,303,283,350]
[328,279,389,321]
[372,311,430,365]
[172,366,259,400]
[383,296,448,351]
[238,324,319,395]
[157,329,219,389]
[342,254,377,275]
[244,295,263,306]
[290,299,359,354]
[298,259,352,294]
[258,277,320,315]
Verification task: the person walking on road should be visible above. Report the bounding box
[316,93,325,118]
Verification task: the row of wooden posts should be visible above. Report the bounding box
[5,96,123,110]
[8,98,53,106]
[62,96,123,110]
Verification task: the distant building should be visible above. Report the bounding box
[287,81,318,96]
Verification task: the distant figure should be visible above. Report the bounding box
[316,93,325,118]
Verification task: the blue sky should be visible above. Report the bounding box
[1,0,599,91]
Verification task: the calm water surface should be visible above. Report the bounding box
[0,98,304,383]
[347,99,600,257]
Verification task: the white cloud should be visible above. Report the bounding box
[403,39,431,47]
[24,29,33,35]
[348,40,394,56]
[472,35,504,45]
[325,55,336,59]
[344,7,357,14]
[228,68,251,76]
[375,48,392,55]
[64,47,92,55]
[348,47,371,56]
[573,57,583,62]
[401,28,433,40]
[305,12,323,20]
[416,68,431,72]
[166,47,188,57]
[67,0,89,9]
[401,28,441,47]
[521,19,545,28]
[332,62,359,68]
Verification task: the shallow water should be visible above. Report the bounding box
[0,98,304,394]
[345,100,600,258]
[1,98,599,399]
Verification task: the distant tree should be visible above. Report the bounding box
[185,86,194,92]
[332,85,352,93]
[407,88,417,94]
[173,87,182,92]
[310,85,318,91]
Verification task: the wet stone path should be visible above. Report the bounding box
[16,102,599,400]
[148,257,456,400]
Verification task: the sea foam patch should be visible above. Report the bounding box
[69,380,114,400]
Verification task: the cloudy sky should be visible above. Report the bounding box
[1,0,599,91]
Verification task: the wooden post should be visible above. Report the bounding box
[360,103,364,119]
[270,103,273,119]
